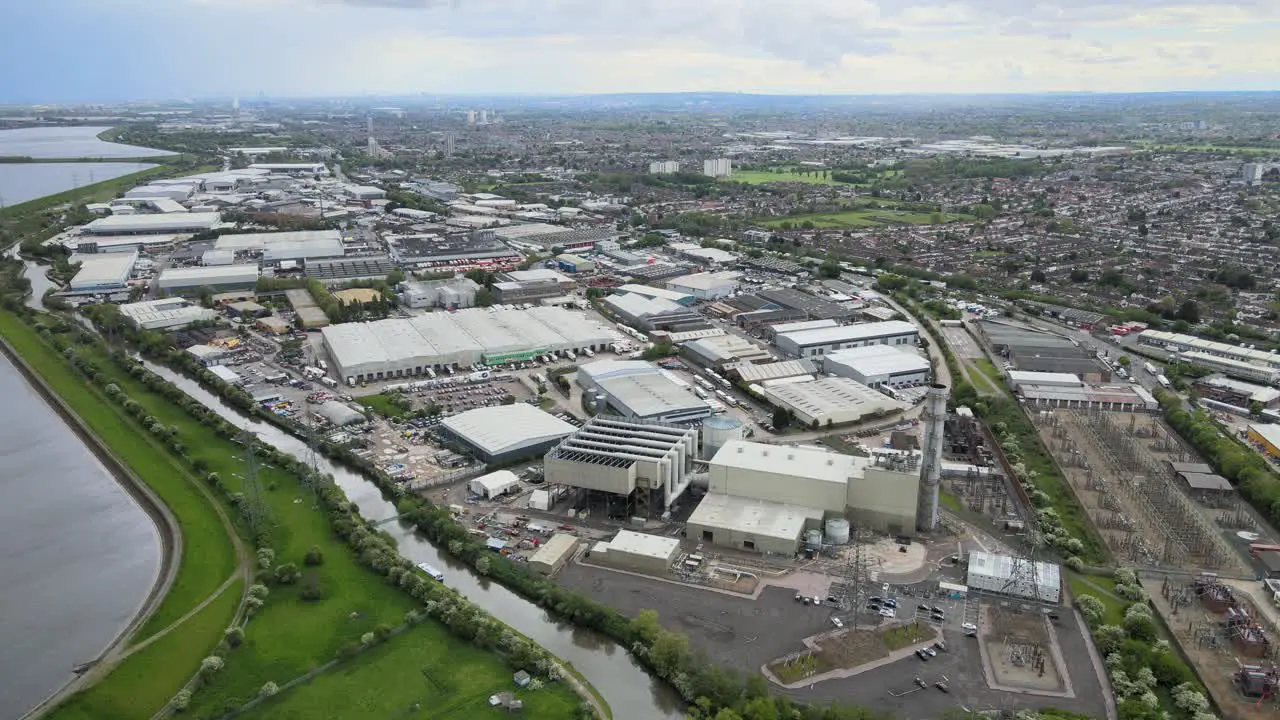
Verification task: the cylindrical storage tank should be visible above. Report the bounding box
[804,529,823,551]
[825,518,850,545]
[700,415,745,459]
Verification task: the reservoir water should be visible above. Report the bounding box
[0,353,163,720]
[0,126,175,159]
[141,360,685,720]
[0,162,158,206]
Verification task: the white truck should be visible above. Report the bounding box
[1143,362,1157,376]
[1157,374,1171,389]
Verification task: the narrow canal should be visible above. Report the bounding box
[141,360,684,719]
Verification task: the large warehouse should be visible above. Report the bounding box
[67,251,137,292]
[1176,351,1280,386]
[703,441,924,541]
[156,265,260,295]
[966,551,1062,604]
[1140,329,1280,370]
[440,404,577,464]
[775,320,919,358]
[212,230,345,261]
[83,212,220,236]
[119,297,217,330]
[761,376,905,427]
[321,307,613,382]
[665,271,741,300]
[543,417,698,518]
[822,345,931,389]
[576,361,712,424]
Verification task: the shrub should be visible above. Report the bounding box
[256,547,275,570]
[259,681,279,698]
[172,688,192,711]
[1065,556,1084,572]
[247,583,270,600]
[338,641,361,659]
[224,626,244,648]
[274,562,301,585]
[1076,594,1105,625]
[304,545,324,566]
[361,632,376,646]
[200,656,225,675]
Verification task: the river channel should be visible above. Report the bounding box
[0,353,162,720]
[140,360,684,719]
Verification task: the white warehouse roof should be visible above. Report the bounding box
[688,493,822,545]
[67,252,137,290]
[666,271,740,292]
[1007,370,1082,388]
[824,345,930,377]
[778,320,918,348]
[615,284,693,304]
[119,297,216,329]
[469,469,520,497]
[712,440,857,487]
[966,550,1061,603]
[156,264,259,289]
[606,530,681,562]
[83,212,220,235]
[441,405,577,456]
[214,230,342,252]
[762,377,905,425]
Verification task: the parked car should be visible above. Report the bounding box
[961,622,978,632]
[915,649,930,661]
[879,608,897,619]
[935,682,949,693]
[923,647,937,657]
[831,617,844,629]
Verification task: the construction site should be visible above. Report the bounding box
[1031,409,1250,574]
[1147,574,1280,719]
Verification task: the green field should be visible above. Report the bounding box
[242,623,580,720]
[355,392,408,419]
[763,206,973,229]
[1067,574,1127,625]
[50,579,244,720]
[56,343,420,715]
[727,168,842,186]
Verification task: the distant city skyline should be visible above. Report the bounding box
[2,0,1278,103]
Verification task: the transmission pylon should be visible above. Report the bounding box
[301,417,323,510]
[841,528,874,627]
[236,429,272,536]
[1002,515,1046,603]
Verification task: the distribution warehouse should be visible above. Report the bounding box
[321,307,613,382]
[775,320,919,358]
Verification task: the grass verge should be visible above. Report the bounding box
[47,579,244,720]
[62,344,421,716]
[239,621,581,720]
[882,622,931,651]
[355,393,409,419]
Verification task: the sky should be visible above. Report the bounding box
[2,0,1280,102]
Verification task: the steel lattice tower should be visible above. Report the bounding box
[237,429,272,535]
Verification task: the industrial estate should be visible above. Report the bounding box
[4,91,1280,720]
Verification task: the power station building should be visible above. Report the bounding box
[687,383,947,555]
[543,417,699,518]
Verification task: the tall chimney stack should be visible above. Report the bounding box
[917,383,948,532]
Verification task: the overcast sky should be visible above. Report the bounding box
[3,0,1279,102]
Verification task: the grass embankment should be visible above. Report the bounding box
[50,579,244,720]
[969,357,1010,397]
[881,622,931,651]
[61,344,421,716]
[0,312,240,719]
[1066,574,1126,625]
[241,622,580,720]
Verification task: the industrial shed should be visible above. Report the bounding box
[120,298,216,330]
[966,551,1061,604]
[156,264,260,295]
[762,376,905,427]
[686,493,821,556]
[67,252,137,292]
[595,530,680,575]
[577,361,711,424]
[468,470,520,499]
[315,401,366,427]
[321,307,613,382]
[822,345,931,389]
[83,212,220,235]
[440,404,577,464]
[529,534,579,575]
[775,320,919,358]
